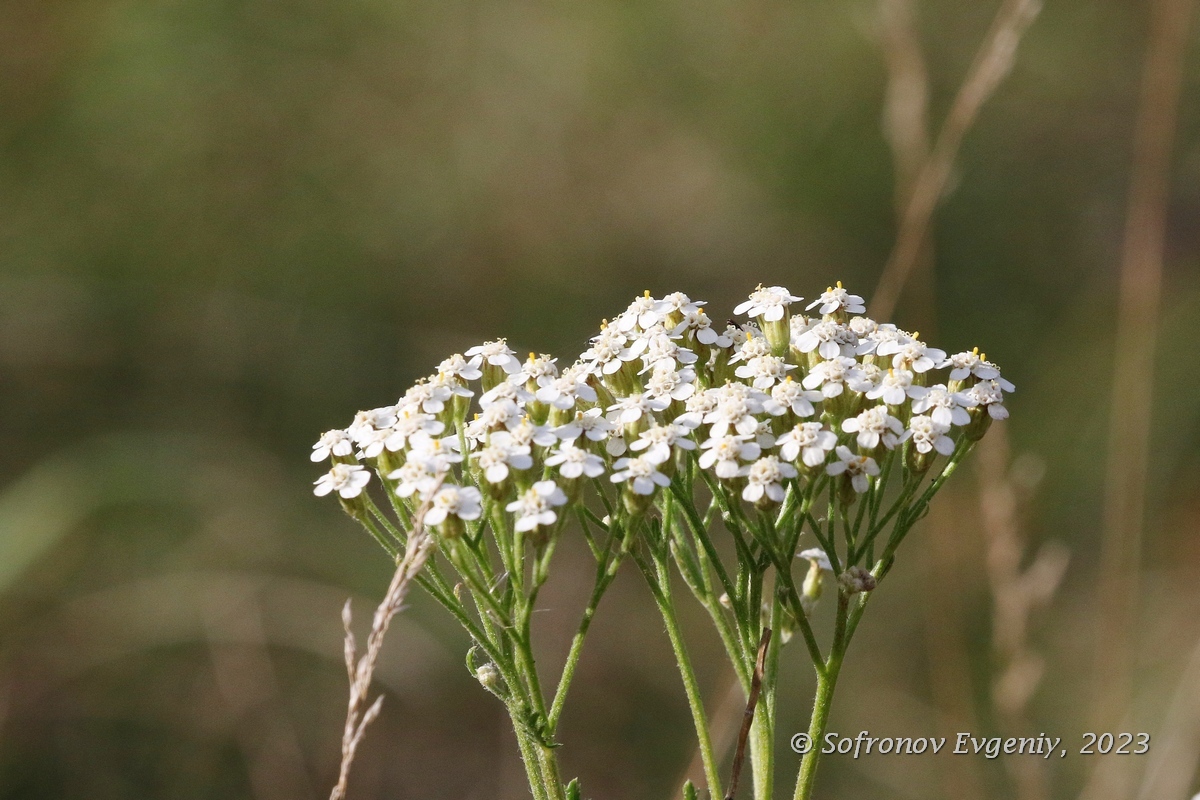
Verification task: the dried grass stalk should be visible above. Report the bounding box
[871,0,1042,319]
[979,430,1068,800]
[329,491,439,800]
[1092,0,1194,736]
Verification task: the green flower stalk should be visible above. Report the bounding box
[312,282,1012,799]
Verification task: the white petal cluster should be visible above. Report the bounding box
[312,283,1013,524]
[742,456,797,503]
[734,285,804,322]
[507,481,568,532]
[610,455,673,495]
[826,446,880,494]
[806,282,866,317]
[314,464,371,498]
[425,485,484,527]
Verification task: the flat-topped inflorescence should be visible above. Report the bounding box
[313,283,1012,530]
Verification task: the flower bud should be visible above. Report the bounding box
[337,491,370,521]
[838,566,876,595]
[777,606,797,643]
[802,559,826,604]
[905,440,934,475]
[375,448,401,477]
[475,662,500,690]
[438,513,467,539]
[621,485,655,515]
[836,476,859,508]
[761,314,791,358]
[963,407,993,442]
[480,363,507,392]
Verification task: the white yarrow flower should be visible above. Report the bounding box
[348,406,399,443]
[514,353,559,385]
[776,422,838,467]
[507,480,567,532]
[464,403,523,443]
[734,355,793,389]
[806,284,865,316]
[388,459,442,499]
[480,381,535,410]
[535,373,597,410]
[741,455,796,503]
[961,379,1010,420]
[615,293,663,332]
[704,383,767,438]
[734,285,803,322]
[424,484,484,526]
[826,446,880,493]
[904,415,956,456]
[405,432,464,472]
[653,291,704,318]
[639,330,698,374]
[311,429,354,462]
[763,378,822,418]
[729,333,772,365]
[794,320,858,360]
[553,408,614,442]
[866,368,926,406]
[584,327,630,375]
[610,455,672,495]
[842,406,905,450]
[911,385,972,427]
[401,380,453,415]
[671,308,727,346]
[383,408,446,453]
[674,387,719,430]
[644,364,697,401]
[437,353,483,382]
[802,357,863,398]
[607,393,670,425]
[939,349,989,382]
[545,443,606,479]
[466,339,522,374]
[314,463,371,498]
[630,423,695,465]
[495,419,557,449]
[698,434,760,479]
[473,442,533,483]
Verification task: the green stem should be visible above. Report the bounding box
[635,548,723,799]
[513,717,551,800]
[749,597,781,800]
[672,483,738,602]
[548,530,625,729]
[792,593,850,800]
[537,744,566,800]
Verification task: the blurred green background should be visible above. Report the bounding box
[2,0,1199,798]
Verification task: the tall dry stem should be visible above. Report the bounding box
[871,0,1041,320]
[978,433,1068,800]
[329,489,439,800]
[871,8,1058,800]
[1090,0,1194,756]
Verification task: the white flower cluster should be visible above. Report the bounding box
[312,282,1014,531]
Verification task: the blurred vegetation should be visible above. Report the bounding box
[1,0,1199,798]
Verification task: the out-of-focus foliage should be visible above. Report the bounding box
[1,0,1198,798]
